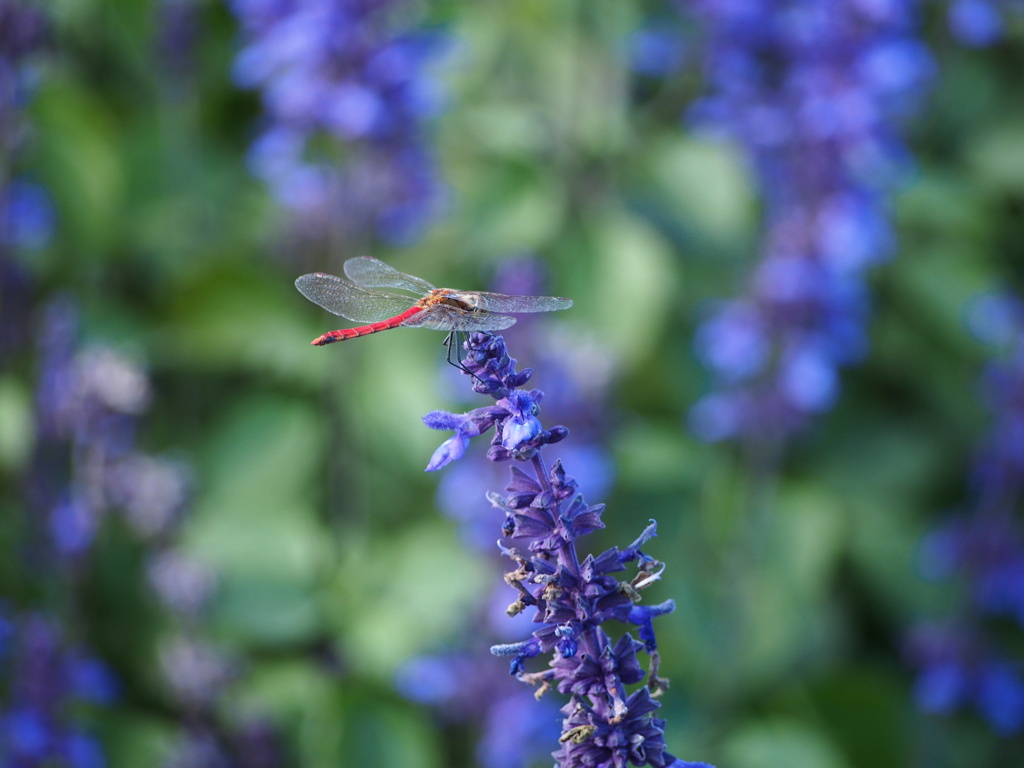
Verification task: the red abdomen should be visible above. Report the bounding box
[311,306,421,346]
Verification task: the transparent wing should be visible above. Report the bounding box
[455,291,573,314]
[295,273,417,323]
[401,305,518,332]
[343,256,436,295]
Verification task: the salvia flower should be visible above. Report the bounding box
[31,300,160,560]
[434,258,617,550]
[908,623,1024,734]
[425,332,713,767]
[15,298,265,763]
[0,0,54,253]
[400,260,620,768]
[229,0,449,244]
[946,0,1022,47]
[0,0,48,158]
[0,612,116,768]
[908,292,1024,735]
[684,0,934,444]
[158,636,235,710]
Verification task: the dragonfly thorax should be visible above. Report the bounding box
[420,289,485,313]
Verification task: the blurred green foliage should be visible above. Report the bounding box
[3,1,1024,767]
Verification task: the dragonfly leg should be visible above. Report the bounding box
[442,332,484,384]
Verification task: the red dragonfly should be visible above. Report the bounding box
[296,256,573,346]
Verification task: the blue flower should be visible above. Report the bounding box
[68,657,119,705]
[0,609,11,658]
[685,0,933,443]
[948,0,1005,47]
[626,25,686,77]
[423,405,507,471]
[628,601,676,653]
[552,688,677,768]
[394,654,469,706]
[491,637,543,677]
[1,2,52,261]
[64,731,107,768]
[428,332,714,768]
[693,301,768,383]
[977,662,1024,734]
[497,390,543,453]
[3,708,50,760]
[422,371,563,471]
[425,431,471,472]
[915,661,970,714]
[0,614,114,766]
[0,180,55,250]
[229,0,450,244]
[49,494,97,556]
[910,295,1024,735]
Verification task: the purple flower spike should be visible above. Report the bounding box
[685,0,935,444]
[426,331,714,767]
[0,612,116,766]
[909,291,1024,735]
[229,0,450,244]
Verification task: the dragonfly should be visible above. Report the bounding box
[295,256,573,347]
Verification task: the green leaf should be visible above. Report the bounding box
[32,80,123,257]
[588,208,677,364]
[723,719,850,768]
[328,520,490,678]
[643,136,758,250]
[0,376,33,471]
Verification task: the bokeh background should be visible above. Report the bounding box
[2,1,1024,767]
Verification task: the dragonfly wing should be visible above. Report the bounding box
[295,273,416,322]
[343,256,436,295]
[401,305,518,332]
[459,291,573,314]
